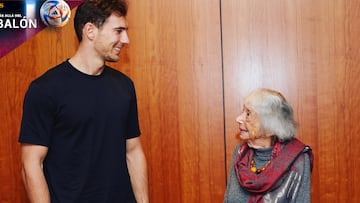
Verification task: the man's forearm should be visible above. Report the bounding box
[22,165,50,203]
[127,150,149,203]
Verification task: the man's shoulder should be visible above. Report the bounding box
[27,60,69,95]
[105,66,130,78]
[33,60,69,83]
[104,66,134,85]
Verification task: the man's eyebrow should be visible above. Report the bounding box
[114,26,128,30]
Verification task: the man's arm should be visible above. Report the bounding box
[20,144,50,203]
[126,137,149,203]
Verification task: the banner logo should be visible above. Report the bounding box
[40,0,70,27]
[0,1,83,59]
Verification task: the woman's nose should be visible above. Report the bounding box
[236,114,245,123]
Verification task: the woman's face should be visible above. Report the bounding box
[236,105,262,140]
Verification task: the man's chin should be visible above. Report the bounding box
[106,56,120,62]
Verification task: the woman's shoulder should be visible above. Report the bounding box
[231,142,245,157]
[292,145,313,173]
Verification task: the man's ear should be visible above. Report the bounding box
[83,22,97,41]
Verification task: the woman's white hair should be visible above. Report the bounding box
[244,88,297,141]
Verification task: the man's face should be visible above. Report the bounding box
[94,13,129,62]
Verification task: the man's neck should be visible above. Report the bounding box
[68,52,105,76]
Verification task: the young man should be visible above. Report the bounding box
[19,0,149,202]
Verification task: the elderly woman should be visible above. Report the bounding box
[224,88,313,203]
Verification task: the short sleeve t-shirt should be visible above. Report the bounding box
[19,60,140,203]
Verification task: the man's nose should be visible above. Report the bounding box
[121,30,130,44]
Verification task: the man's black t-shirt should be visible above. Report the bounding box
[19,60,140,203]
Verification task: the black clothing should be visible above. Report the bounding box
[19,60,140,203]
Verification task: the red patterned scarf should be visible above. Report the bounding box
[234,138,311,203]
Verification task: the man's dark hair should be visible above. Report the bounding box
[74,0,128,42]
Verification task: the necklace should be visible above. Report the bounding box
[249,140,280,174]
[250,158,271,174]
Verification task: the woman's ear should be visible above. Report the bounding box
[83,22,97,41]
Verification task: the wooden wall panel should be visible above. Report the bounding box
[1,0,359,202]
[0,1,225,203]
[120,0,226,202]
[222,0,360,202]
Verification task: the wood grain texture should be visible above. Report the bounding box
[121,0,226,202]
[222,0,360,202]
[0,0,359,202]
[0,1,225,203]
